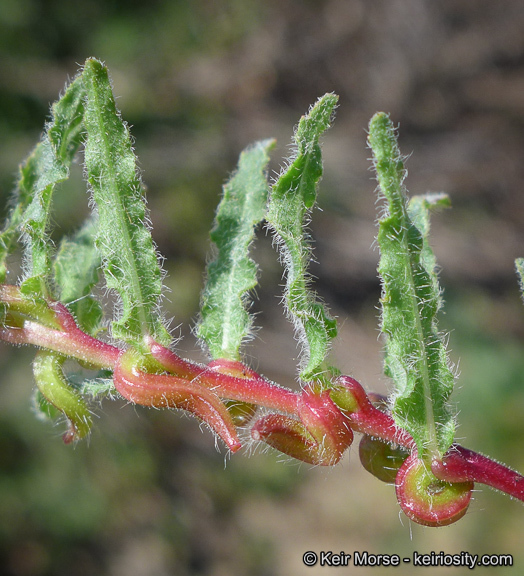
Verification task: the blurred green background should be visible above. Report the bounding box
[1,0,524,574]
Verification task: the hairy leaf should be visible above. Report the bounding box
[53,218,102,335]
[0,75,86,294]
[266,93,338,382]
[369,112,455,458]
[515,258,524,302]
[198,139,275,360]
[82,58,170,351]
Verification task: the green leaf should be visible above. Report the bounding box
[78,377,115,399]
[515,258,524,303]
[0,75,86,293]
[53,218,103,335]
[369,112,455,459]
[197,139,275,360]
[82,58,170,351]
[65,371,115,399]
[266,93,338,382]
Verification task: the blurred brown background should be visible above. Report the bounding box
[1,1,524,574]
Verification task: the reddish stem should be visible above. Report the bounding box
[113,351,241,452]
[148,339,300,415]
[432,444,524,502]
[0,317,120,368]
[334,376,416,451]
[2,285,524,508]
[1,295,299,415]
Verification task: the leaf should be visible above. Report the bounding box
[368,112,455,459]
[197,139,275,360]
[82,58,170,351]
[515,258,524,303]
[65,371,115,399]
[53,218,103,335]
[266,93,338,382]
[79,377,115,399]
[0,75,86,294]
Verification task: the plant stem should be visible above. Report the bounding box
[2,284,524,507]
[432,444,524,501]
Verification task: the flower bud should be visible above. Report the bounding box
[251,387,354,465]
[395,454,473,527]
[359,435,408,484]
